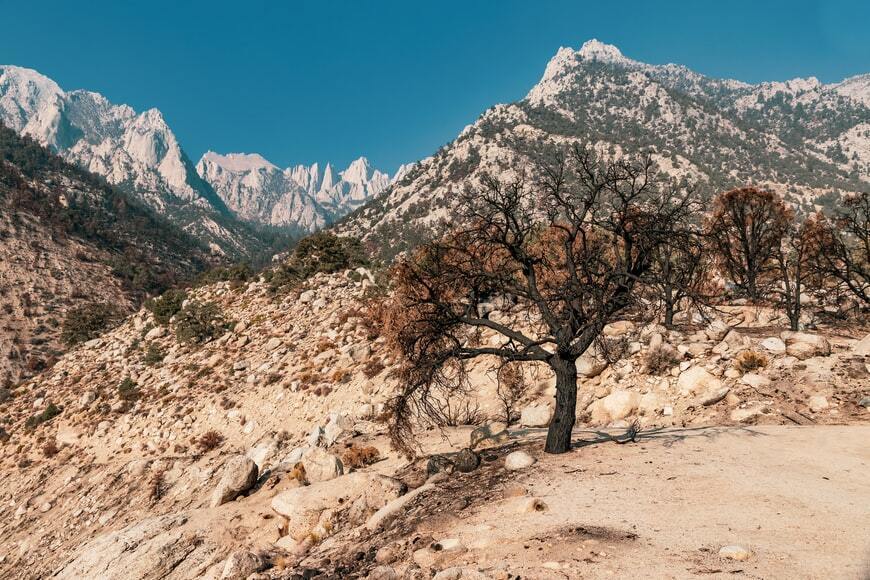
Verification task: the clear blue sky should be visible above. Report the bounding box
[2,0,867,173]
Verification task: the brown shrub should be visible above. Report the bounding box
[196,430,224,453]
[341,445,381,469]
[644,344,680,374]
[330,369,351,383]
[42,439,59,457]
[362,358,385,379]
[734,350,768,373]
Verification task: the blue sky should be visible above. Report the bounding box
[2,0,867,173]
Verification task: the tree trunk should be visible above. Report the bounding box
[664,302,675,329]
[544,355,578,454]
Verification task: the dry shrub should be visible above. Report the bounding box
[341,444,381,469]
[315,338,335,354]
[362,358,385,379]
[150,469,167,502]
[644,344,680,374]
[196,430,224,453]
[330,369,351,383]
[496,363,530,424]
[734,350,768,373]
[42,439,59,457]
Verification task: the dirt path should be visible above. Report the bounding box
[422,425,870,579]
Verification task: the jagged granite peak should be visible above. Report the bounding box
[340,39,870,260]
[196,152,392,231]
[0,65,266,258]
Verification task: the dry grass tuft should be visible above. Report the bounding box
[196,430,224,453]
[341,444,381,469]
[734,350,768,373]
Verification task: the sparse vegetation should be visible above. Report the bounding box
[145,288,187,325]
[644,344,681,375]
[143,343,165,366]
[196,430,225,452]
[25,403,62,428]
[118,376,138,401]
[341,444,381,469]
[175,301,226,344]
[61,302,123,346]
[734,350,769,373]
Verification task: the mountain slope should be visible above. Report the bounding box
[197,152,392,232]
[339,40,870,259]
[0,123,209,385]
[0,65,266,258]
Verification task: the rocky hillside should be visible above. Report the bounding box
[197,153,391,232]
[0,263,866,578]
[0,123,208,385]
[339,40,870,259]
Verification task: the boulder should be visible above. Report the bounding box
[576,355,607,378]
[520,405,552,428]
[852,333,870,356]
[246,439,278,470]
[210,456,258,507]
[602,320,635,337]
[220,551,265,580]
[272,472,404,539]
[505,451,536,471]
[760,337,786,355]
[699,386,730,406]
[741,373,771,389]
[588,390,640,424]
[808,395,829,413]
[677,366,723,397]
[781,331,831,360]
[705,319,730,342]
[302,448,344,483]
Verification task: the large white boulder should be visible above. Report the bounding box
[302,448,344,483]
[781,331,831,360]
[210,456,258,507]
[588,390,640,424]
[677,366,723,397]
[520,405,552,427]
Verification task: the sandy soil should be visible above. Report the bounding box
[415,425,870,580]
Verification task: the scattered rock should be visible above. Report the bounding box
[520,405,552,428]
[705,319,730,342]
[677,366,724,397]
[852,333,870,356]
[760,337,786,355]
[781,331,831,360]
[718,544,752,561]
[302,448,344,483]
[210,456,258,507]
[576,355,607,378]
[602,320,635,337]
[505,451,536,471]
[700,386,730,406]
[220,551,265,580]
[588,390,640,424]
[808,395,829,413]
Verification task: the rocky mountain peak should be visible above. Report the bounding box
[577,38,628,63]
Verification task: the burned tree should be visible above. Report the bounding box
[805,192,870,305]
[773,218,816,331]
[706,187,793,301]
[382,146,695,455]
[647,231,712,328]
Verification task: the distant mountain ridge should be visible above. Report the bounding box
[0,65,394,253]
[196,152,393,232]
[338,39,870,259]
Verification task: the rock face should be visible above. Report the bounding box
[782,332,832,359]
[271,472,404,540]
[210,456,258,507]
[55,514,223,580]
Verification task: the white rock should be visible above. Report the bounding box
[677,366,723,396]
[808,395,829,413]
[520,405,552,428]
[588,390,640,424]
[741,373,771,388]
[210,456,258,507]
[760,337,786,355]
[302,448,344,483]
[852,333,870,356]
[504,451,536,471]
[781,331,831,360]
[718,545,752,561]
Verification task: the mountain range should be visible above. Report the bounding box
[338,39,870,258]
[0,65,393,256]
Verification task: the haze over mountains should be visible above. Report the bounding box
[339,39,870,258]
[0,65,393,255]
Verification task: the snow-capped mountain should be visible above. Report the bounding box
[339,39,870,259]
[196,152,392,232]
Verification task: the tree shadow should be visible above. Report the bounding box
[572,425,767,449]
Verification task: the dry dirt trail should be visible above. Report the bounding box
[409,424,869,580]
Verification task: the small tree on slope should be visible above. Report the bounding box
[381,146,695,455]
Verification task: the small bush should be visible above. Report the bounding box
[196,430,224,452]
[61,303,122,346]
[42,439,59,457]
[25,403,62,428]
[268,232,368,294]
[143,343,165,366]
[362,358,385,379]
[341,444,381,469]
[734,350,768,373]
[175,301,226,345]
[118,376,138,401]
[644,344,680,374]
[145,289,187,325]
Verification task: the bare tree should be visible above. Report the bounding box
[647,232,712,328]
[380,146,695,455]
[705,187,793,301]
[805,192,870,305]
[773,219,815,331]
[495,362,530,424]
